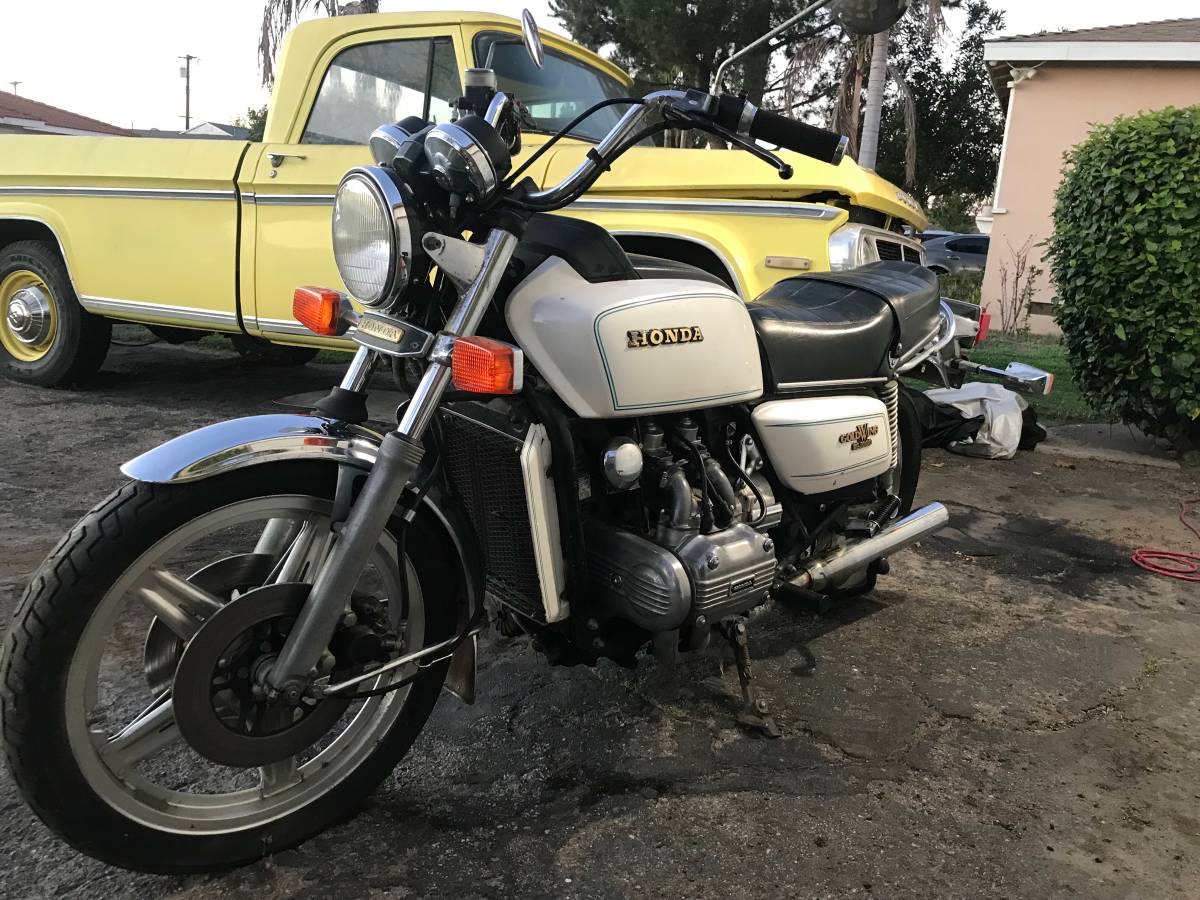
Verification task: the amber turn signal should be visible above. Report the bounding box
[451,336,523,394]
[293,286,343,336]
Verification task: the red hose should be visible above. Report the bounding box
[1131,497,1200,582]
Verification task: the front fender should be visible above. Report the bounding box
[120,413,484,616]
[121,414,383,483]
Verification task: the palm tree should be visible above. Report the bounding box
[859,0,950,172]
[259,0,380,86]
[780,0,951,185]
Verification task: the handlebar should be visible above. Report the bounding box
[731,104,849,166]
[514,89,850,210]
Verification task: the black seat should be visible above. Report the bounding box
[748,261,941,390]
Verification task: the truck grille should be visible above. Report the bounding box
[876,240,903,261]
[874,238,923,265]
[438,405,544,622]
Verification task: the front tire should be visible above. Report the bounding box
[0,240,111,386]
[1,463,454,872]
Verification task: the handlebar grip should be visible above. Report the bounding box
[747,108,848,166]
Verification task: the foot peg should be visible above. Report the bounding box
[720,620,782,739]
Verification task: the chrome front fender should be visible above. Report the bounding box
[121,414,385,484]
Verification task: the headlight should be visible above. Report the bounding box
[827,224,866,271]
[331,166,417,308]
[423,115,509,200]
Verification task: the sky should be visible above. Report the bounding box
[1,0,1197,131]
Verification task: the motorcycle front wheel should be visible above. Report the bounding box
[1,462,454,873]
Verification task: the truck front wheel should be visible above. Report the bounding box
[0,241,111,386]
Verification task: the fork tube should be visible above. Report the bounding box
[269,229,519,693]
[340,346,378,391]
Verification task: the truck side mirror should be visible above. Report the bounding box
[831,0,910,35]
[521,9,545,69]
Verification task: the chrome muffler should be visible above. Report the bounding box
[789,502,949,591]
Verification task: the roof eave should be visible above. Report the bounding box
[983,40,1200,64]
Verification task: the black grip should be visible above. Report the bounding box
[748,108,847,166]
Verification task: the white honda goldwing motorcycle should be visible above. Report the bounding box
[3,3,955,872]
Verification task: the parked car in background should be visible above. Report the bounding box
[922,233,990,275]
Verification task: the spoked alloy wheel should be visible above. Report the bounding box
[1,464,454,872]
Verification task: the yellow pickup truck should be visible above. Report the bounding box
[0,10,927,386]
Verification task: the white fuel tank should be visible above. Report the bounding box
[752,395,892,494]
[506,257,763,418]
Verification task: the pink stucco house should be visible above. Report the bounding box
[980,18,1200,334]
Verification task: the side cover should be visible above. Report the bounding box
[506,257,763,418]
[752,395,892,494]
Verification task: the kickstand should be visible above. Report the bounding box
[719,620,782,739]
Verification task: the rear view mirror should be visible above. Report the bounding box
[831,0,910,35]
[521,9,545,69]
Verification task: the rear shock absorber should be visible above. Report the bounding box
[879,380,900,469]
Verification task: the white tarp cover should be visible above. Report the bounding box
[925,383,1028,460]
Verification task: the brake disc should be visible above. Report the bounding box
[142,553,277,696]
[172,582,350,767]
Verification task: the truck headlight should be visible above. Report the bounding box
[331,166,418,308]
[827,224,866,271]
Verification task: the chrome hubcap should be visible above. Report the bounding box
[6,286,52,345]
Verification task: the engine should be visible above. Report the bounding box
[583,415,782,633]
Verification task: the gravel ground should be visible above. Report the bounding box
[1,337,1198,899]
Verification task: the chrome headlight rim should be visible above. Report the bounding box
[332,165,416,309]
[423,120,501,199]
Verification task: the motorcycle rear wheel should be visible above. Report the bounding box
[1,462,454,873]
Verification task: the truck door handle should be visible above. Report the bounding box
[268,153,308,168]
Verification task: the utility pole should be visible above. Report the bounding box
[7,81,20,95]
[178,55,198,130]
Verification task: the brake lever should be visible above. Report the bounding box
[668,110,793,180]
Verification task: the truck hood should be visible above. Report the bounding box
[534,138,928,230]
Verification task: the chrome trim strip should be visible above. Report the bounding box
[256,316,320,336]
[571,197,840,220]
[244,192,336,206]
[775,376,889,391]
[121,414,384,484]
[79,295,239,327]
[0,186,234,201]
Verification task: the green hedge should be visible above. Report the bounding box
[1047,105,1200,447]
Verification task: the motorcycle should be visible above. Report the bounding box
[3,2,956,872]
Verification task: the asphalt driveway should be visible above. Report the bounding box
[1,336,1198,899]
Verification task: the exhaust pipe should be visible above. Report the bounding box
[790,502,949,592]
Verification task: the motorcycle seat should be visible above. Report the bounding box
[748,261,941,390]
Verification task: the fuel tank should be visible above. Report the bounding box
[506,257,763,418]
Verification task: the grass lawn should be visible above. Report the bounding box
[965,333,1099,424]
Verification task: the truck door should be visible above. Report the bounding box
[240,30,461,346]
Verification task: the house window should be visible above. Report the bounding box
[302,37,459,145]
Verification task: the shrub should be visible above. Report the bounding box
[936,270,982,306]
[1047,105,1200,447]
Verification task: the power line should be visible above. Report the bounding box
[7,81,21,95]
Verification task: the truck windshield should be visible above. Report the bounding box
[474,32,630,142]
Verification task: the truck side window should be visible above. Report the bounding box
[302,37,459,145]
